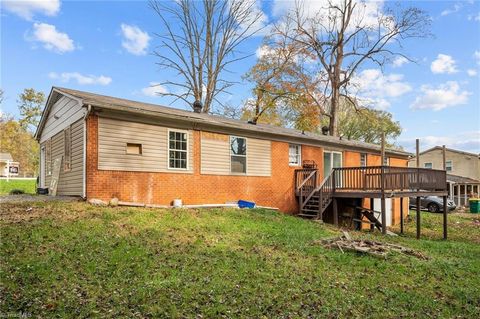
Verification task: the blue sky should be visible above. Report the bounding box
[1,0,479,153]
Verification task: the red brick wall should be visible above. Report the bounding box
[86,114,323,213]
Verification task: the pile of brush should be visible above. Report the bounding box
[318,231,429,260]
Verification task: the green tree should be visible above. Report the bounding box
[328,100,402,147]
[18,88,45,131]
[0,114,39,177]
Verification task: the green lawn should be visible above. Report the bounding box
[0,178,36,195]
[1,202,479,318]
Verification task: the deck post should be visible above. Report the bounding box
[442,145,448,240]
[370,198,375,231]
[381,132,386,234]
[400,198,404,234]
[416,139,421,239]
[333,197,338,227]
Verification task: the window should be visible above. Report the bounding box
[424,162,433,169]
[383,156,390,166]
[126,143,142,155]
[168,130,188,169]
[360,153,367,167]
[230,136,247,174]
[64,127,72,171]
[46,139,52,176]
[289,144,301,166]
[446,160,452,172]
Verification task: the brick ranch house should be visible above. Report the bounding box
[36,87,448,228]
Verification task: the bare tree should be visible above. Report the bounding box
[276,0,430,136]
[150,0,264,113]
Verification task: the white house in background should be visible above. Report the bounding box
[408,147,480,206]
[0,153,19,177]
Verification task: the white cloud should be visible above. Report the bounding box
[141,82,168,97]
[255,45,275,59]
[49,72,112,85]
[475,51,480,65]
[441,3,462,17]
[399,131,480,154]
[430,54,458,74]
[2,0,60,20]
[120,24,150,55]
[236,0,270,36]
[410,81,470,111]
[31,23,75,53]
[467,69,478,77]
[468,12,480,21]
[351,69,412,110]
[273,0,386,32]
[392,56,409,68]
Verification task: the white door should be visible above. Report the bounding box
[323,151,342,185]
[373,198,392,227]
[40,146,45,188]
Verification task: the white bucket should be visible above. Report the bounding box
[173,199,183,208]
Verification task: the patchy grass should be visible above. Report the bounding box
[1,202,479,318]
[0,179,36,195]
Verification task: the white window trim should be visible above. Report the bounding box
[289,144,302,166]
[167,129,189,171]
[229,135,247,175]
[424,162,433,169]
[383,156,390,166]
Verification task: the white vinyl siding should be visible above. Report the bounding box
[97,117,193,173]
[247,139,271,176]
[40,95,85,143]
[43,119,84,195]
[200,132,271,176]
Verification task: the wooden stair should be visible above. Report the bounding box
[297,170,335,220]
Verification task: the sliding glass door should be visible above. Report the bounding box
[323,151,343,183]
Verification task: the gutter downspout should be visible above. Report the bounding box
[82,105,92,199]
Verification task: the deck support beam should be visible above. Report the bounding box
[381,132,386,234]
[333,198,338,227]
[416,139,421,239]
[442,145,448,240]
[400,198,404,234]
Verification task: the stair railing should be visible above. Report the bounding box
[298,169,318,210]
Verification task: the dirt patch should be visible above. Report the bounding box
[0,201,87,224]
[0,194,81,204]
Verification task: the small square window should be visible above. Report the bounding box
[126,143,142,155]
[424,162,433,169]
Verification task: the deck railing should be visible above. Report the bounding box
[331,166,447,192]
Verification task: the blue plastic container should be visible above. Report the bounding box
[238,200,256,209]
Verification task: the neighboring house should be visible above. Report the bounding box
[409,147,480,206]
[0,153,19,177]
[35,87,448,228]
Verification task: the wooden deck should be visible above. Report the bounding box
[295,166,448,235]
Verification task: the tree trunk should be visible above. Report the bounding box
[329,84,339,136]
